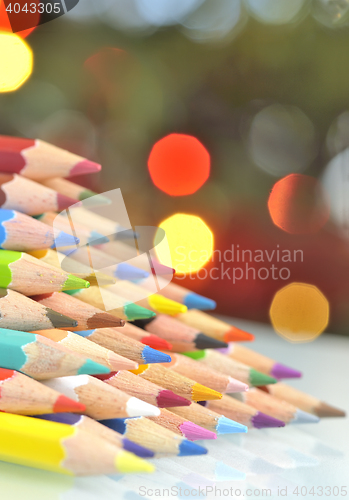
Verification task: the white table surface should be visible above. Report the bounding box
[1,317,348,500]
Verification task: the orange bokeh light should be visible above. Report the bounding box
[148,133,210,196]
[268,173,330,234]
[0,0,39,38]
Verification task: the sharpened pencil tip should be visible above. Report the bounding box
[216,416,248,434]
[57,193,81,211]
[180,422,217,441]
[291,410,320,424]
[142,335,173,351]
[53,231,79,249]
[271,363,302,379]
[252,412,285,429]
[122,438,155,458]
[114,263,150,281]
[194,334,228,350]
[192,383,222,402]
[157,390,191,408]
[62,276,90,291]
[184,293,216,311]
[78,359,111,376]
[126,397,160,417]
[45,308,78,329]
[226,377,249,393]
[70,159,101,176]
[142,346,171,364]
[53,395,85,413]
[115,451,155,474]
[148,294,187,315]
[249,369,278,387]
[178,440,207,456]
[224,327,255,342]
[124,303,156,321]
[315,402,346,418]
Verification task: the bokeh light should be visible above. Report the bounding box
[181,0,244,43]
[312,0,349,28]
[322,147,349,238]
[0,0,39,38]
[0,33,32,92]
[268,174,330,235]
[270,283,329,342]
[135,0,203,26]
[326,111,349,157]
[248,104,316,177]
[156,213,213,274]
[148,134,210,196]
[245,0,306,24]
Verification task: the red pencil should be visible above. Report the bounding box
[0,136,101,180]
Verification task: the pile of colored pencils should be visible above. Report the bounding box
[0,135,345,477]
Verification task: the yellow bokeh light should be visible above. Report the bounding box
[270,282,329,343]
[156,213,213,274]
[0,33,33,92]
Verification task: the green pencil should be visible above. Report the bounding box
[0,249,89,295]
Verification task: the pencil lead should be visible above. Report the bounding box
[53,231,79,249]
[270,363,302,379]
[70,159,101,176]
[126,397,160,417]
[124,303,156,321]
[148,294,187,315]
[142,346,171,364]
[142,335,173,351]
[115,451,155,474]
[114,263,150,280]
[184,293,216,311]
[78,359,111,376]
[249,369,278,387]
[179,422,217,441]
[44,308,78,329]
[291,410,320,424]
[178,440,207,456]
[251,412,285,429]
[192,384,222,402]
[194,335,228,350]
[226,377,249,393]
[157,390,191,408]
[122,439,155,458]
[57,194,81,211]
[224,327,255,342]
[316,402,346,418]
[62,276,90,291]
[53,396,86,414]
[216,416,248,435]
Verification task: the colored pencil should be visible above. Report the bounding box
[132,315,228,351]
[199,395,285,429]
[63,202,134,240]
[147,408,217,441]
[106,280,187,315]
[0,412,154,476]
[261,383,346,418]
[0,250,89,295]
[75,327,171,365]
[40,178,110,204]
[31,329,138,371]
[61,244,149,280]
[43,375,161,419]
[183,350,278,386]
[37,211,109,247]
[0,289,77,331]
[97,239,175,276]
[95,371,190,408]
[29,249,116,286]
[111,322,173,351]
[162,352,249,394]
[100,416,207,457]
[36,413,154,458]
[130,364,222,402]
[0,328,110,379]
[232,388,320,424]
[0,209,78,251]
[139,275,217,310]
[31,291,125,330]
[171,402,248,435]
[0,135,101,179]
[0,174,78,215]
[176,309,255,342]
[65,287,156,321]
[218,344,303,379]
[0,368,86,415]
